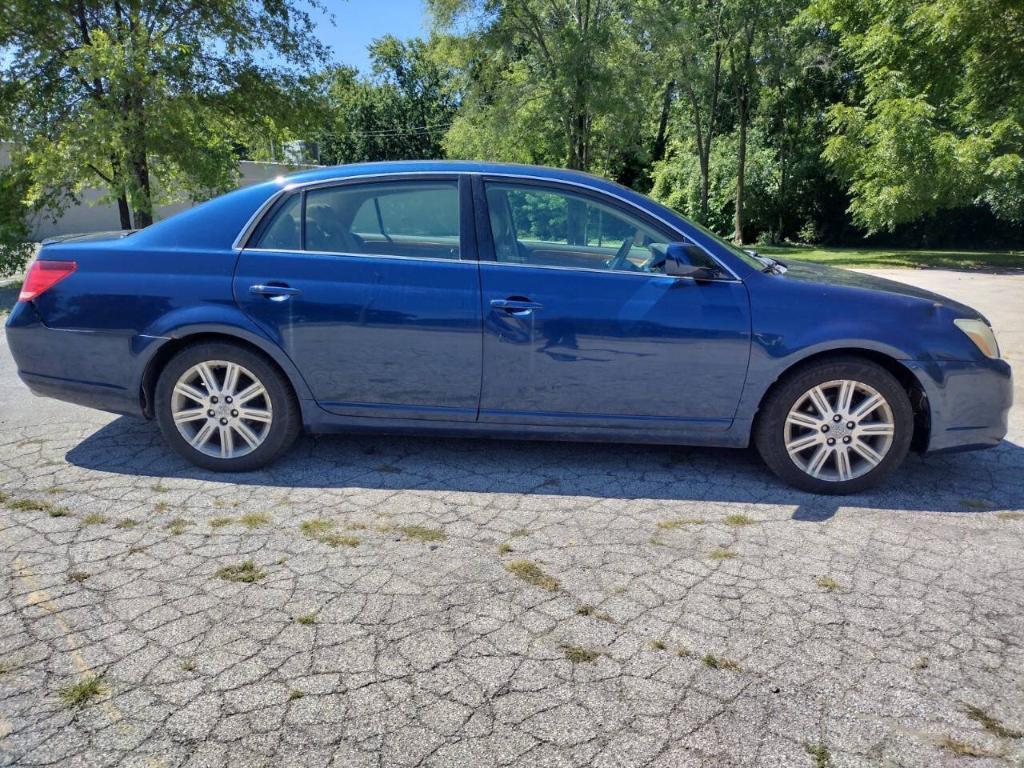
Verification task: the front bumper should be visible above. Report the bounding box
[904,358,1013,453]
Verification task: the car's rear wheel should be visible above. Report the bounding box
[754,357,914,494]
[155,342,301,471]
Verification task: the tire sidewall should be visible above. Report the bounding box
[754,359,914,494]
[155,342,300,472]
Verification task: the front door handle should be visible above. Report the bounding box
[249,284,301,301]
[491,298,544,317]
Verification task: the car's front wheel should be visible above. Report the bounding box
[155,342,301,472]
[754,357,914,494]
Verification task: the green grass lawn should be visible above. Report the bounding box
[757,245,1024,271]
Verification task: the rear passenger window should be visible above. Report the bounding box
[254,194,301,250]
[305,181,460,259]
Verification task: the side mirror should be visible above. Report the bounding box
[663,243,719,280]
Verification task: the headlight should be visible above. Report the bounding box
[954,318,1001,359]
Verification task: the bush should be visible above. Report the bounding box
[0,166,34,277]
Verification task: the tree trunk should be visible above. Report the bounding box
[651,80,674,163]
[116,195,132,230]
[733,91,748,245]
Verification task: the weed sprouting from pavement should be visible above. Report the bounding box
[996,511,1023,521]
[68,570,90,583]
[216,560,266,583]
[560,644,601,663]
[709,548,736,560]
[288,689,305,701]
[506,559,560,591]
[676,646,690,657]
[963,704,1023,739]
[575,604,615,623]
[0,659,15,675]
[154,501,172,514]
[180,659,196,672]
[82,513,107,526]
[649,639,667,651]
[166,518,191,535]
[300,519,334,536]
[300,518,359,547]
[59,675,106,706]
[510,527,529,537]
[724,514,753,527]
[239,512,271,529]
[914,656,929,669]
[497,542,513,555]
[209,517,234,528]
[295,613,317,625]
[656,518,704,529]
[803,742,832,768]
[10,498,69,516]
[702,654,740,671]
[114,518,139,529]
[151,482,170,493]
[816,576,840,591]
[397,525,446,543]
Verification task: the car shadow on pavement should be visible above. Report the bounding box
[65,416,1024,521]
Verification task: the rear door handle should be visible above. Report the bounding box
[491,299,544,316]
[249,284,301,300]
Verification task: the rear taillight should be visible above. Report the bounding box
[18,260,77,302]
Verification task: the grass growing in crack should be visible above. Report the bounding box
[938,736,1003,758]
[10,498,68,516]
[724,513,753,527]
[709,548,736,560]
[914,656,929,670]
[59,675,106,706]
[114,518,139,529]
[656,517,704,530]
[702,653,740,671]
[397,525,446,543]
[816,576,840,591]
[47,506,68,517]
[151,482,170,493]
[127,545,147,555]
[215,560,266,583]
[180,659,196,672]
[300,518,360,548]
[676,646,690,657]
[68,570,90,583]
[295,613,317,625]
[510,527,529,537]
[0,659,15,675]
[239,512,271,529]
[649,639,667,651]
[166,518,191,535]
[963,704,1023,739]
[996,511,1024,521]
[804,742,832,768]
[497,542,513,555]
[560,644,601,663]
[82,513,107,526]
[154,501,172,514]
[300,519,334,536]
[506,560,559,591]
[209,517,233,528]
[288,689,305,701]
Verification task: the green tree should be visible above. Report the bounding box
[429,0,642,173]
[316,36,459,165]
[813,0,1024,231]
[0,0,329,231]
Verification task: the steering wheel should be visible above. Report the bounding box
[606,237,635,272]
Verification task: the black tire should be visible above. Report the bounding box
[753,356,914,494]
[155,341,301,472]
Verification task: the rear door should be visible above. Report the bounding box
[234,174,482,421]
[476,178,752,432]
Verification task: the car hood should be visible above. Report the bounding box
[779,259,985,321]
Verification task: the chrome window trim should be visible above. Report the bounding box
[231,170,742,281]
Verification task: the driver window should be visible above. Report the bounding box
[485,183,672,273]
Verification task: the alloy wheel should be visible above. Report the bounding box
[170,360,273,459]
[784,379,895,482]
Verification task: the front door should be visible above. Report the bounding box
[234,175,482,421]
[477,180,751,433]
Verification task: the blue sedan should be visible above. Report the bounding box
[5,162,1012,493]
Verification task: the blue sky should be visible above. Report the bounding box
[312,0,431,73]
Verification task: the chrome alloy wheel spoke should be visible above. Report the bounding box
[783,379,895,483]
[170,360,273,460]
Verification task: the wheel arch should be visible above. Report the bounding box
[138,328,313,420]
[751,348,931,453]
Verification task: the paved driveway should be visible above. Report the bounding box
[1,270,1022,768]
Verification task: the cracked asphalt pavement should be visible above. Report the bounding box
[1,269,1022,768]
